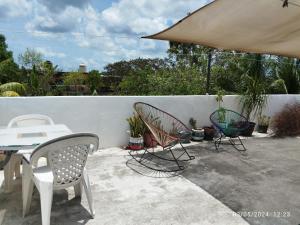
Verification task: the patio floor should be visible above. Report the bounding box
[0,137,299,225]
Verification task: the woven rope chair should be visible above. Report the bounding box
[210,109,249,151]
[22,133,99,225]
[131,102,194,172]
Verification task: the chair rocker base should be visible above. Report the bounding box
[129,143,194,172]
[214,135,246,152]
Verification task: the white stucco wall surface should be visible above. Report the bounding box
[0,95,298,148]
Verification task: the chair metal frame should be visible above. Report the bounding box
[130,102,194,172]
[210,109,249,152]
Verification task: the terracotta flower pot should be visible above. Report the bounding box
[143,132,157,148]
[203,126,215,141]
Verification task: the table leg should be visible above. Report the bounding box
[4,157,15,193]
[14,155,22,179]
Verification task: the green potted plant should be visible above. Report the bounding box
[189,118,204,141]
[240,75,267,136]
[215,90,226,128]
[257,115,270,133]
[126,113,144,150]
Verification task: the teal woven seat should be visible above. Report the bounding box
[210,109,249,151]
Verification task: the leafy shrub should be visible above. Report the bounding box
[269,79,288,94]
[0,82,26,95]
[271,103,300,137]
[1,91,19,97]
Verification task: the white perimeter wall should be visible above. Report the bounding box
[0,95,299,148]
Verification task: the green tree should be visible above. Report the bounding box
[103,58,167,78]
[63,72,87,85]
[87,70,102,93]
[118,65,206,96]
[26,61,58,96]
[148,66,206,95]
[168,42,212,72]
[275,57,300,94]
[118,69,150,95]
[18,48,43,70]
[0,58,20,83]
[0,34,20,84]
[0,34,13,62]
[269,79,288,94]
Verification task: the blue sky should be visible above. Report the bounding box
[0,0,209,71]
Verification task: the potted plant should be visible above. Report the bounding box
[203,126,215,141]
[141,122,158,148]
[189,118,204,141]
[126,113,144,150]
[240,74,267,136]
[257,115,270,133]
[215,90,227,128]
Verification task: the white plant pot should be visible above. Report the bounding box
[129,136,144,150]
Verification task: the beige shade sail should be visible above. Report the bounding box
[144,0,300,58]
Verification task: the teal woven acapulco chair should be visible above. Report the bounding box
[210,109,250,151]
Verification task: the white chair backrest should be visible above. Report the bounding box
[7,114,55,128]
[30,133,99,189]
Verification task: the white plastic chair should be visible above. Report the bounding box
[8,114,54,128]
[5,114,55,185]
[22,133,99,225]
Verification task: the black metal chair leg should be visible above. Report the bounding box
[214,135,222,152]
[229,137,246,152]
[169,149,184,170]
[179,143,195,160]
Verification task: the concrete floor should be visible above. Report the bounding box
[0,137,299,225]
[181,137,300,225]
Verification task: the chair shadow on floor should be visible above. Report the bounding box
[0,180,93,225]
[125,145,199,178]
[126,141,248,178]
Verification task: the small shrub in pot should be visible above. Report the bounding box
[271,103,300,137]
[127,113,144,150]
[189,118,204,141]
[257,115,270,133]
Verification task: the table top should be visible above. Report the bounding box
[0,124,72,151]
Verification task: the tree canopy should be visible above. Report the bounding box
[0,33,300,97]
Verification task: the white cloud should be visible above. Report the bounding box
[3,0,211,69]
[0,0,32,18]
[70,0,210,64]
[26,4,84,34]
[35,47,66,58]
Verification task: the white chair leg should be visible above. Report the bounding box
[22,161,34,217]
[37,181,53,225]
[74,183,82,198]
[14,155,22,179]
[82,168,95,218]
[4,157,15,193]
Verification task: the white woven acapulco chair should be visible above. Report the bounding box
[5,114,55,184]
[22,133,99,225]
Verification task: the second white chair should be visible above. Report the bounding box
[5,114,55,191]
